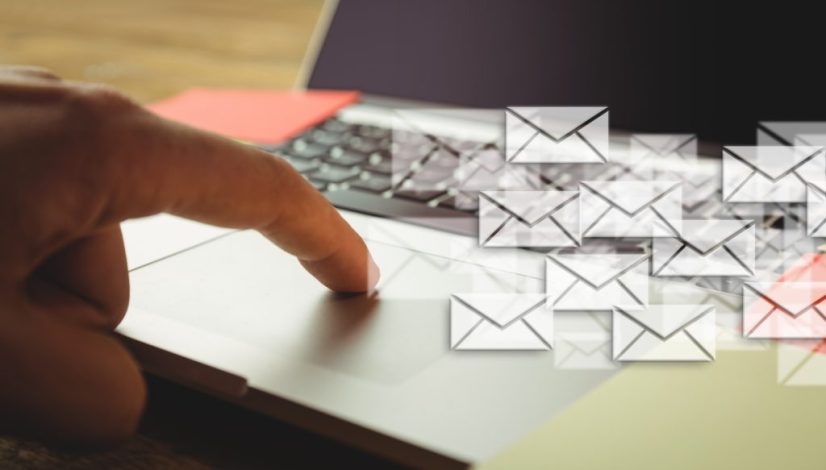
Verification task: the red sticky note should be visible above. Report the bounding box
[146,88,360,144]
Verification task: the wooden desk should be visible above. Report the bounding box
[0,1,398,467]
[0,0,321,102]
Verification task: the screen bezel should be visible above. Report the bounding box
[294,0,339,91]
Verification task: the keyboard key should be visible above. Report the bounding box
[305,176,327,191]
[437,195,479,212]
[323,147,367,166]
[421,150,460,170]
[347,136,380,154]
[406,167,455,185]
[350,174,392,193]
[288,139,329,159]
[310,129,347,146]
[309,164,361,184]
[285,158,320,174]
[320,118,350,133]
[394,189,446,202]
[365,155,392,174]
[356,124,390,139]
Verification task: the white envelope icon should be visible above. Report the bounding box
[807,185,826,237]
[722,146,826,203]
[716,310,770,352]
[754,229,788,271]
[450,294,553,350]
[478,190,579,247]
[580,180,682,238]
[777,340,826,386]
[652,219,755,277]
[455,146,541,191]
[613,304,716,361]
[755,228,817,272]
[743,282,826,338]
[505,107,609,164]
[622,134,697,171]
[757,121,826,146]
[546,252,649,311]
[555,332,616,370]
[678,169,720,215]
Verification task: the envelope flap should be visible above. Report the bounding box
[795,134,826,147]
[482,190,578,225]
[724,146,823,180]
[549,253,647,289]
[562,335,609,355]
[810,183,826,201]
[632,134,696,156]
[745,282,826,317]
[507,106,608,141]
[754,228,782,245]
[453,294,546,327]
[581,180,680,216]
[758,122,826,146]
[617,305,713,339]
[678,219,753,254]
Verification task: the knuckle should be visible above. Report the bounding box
[62,84,139,130]
[56,84,143,184]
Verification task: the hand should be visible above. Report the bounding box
[0,66,379,445]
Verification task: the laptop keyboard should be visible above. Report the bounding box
[259,117,607,211]
[256,116,799,295]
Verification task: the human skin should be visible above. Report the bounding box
[0,65,379,446]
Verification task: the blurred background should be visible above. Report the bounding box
[0,0,322,103]
[0,1,402,468]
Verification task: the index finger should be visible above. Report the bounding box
[86,91,379,293]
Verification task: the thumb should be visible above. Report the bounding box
[0,299,145,445]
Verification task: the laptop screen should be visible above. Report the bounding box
[308,0,825,145]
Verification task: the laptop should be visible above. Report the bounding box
[118,1,821,468]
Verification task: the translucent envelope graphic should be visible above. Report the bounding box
[580,180,682,238]
[755,228,816,273]
[716,310,770,351]
[777,340,826,386]
[756,121,826,146]
[555,332,616,370]
[613,305,716,362]
[650,279,761,351]
[613,133,697,180]
[678,169,720,215]
[722,146,826,203]
[478,190,579,247]
[450,294,553,350]
[554,311,616,369]
[807,185,826,237]
[454,146,541,208]
[632,133,697,161]
[505,107,609,164]
[743,282,826,338]
[652,219,755,277]
[546,252,649,311]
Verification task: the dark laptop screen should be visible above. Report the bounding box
[308,0,826,145]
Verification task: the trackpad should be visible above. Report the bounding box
[128,230,543,384]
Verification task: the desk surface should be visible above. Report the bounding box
[0,1,398,467]
[0,0,320,102]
